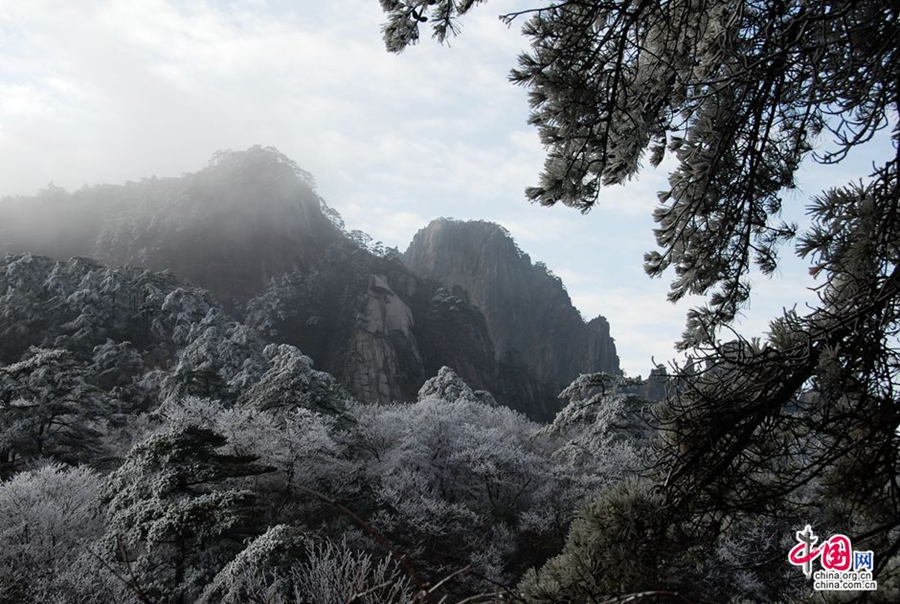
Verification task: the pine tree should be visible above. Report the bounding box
[100,425,272,604]
[0,347,110,475]
[378,0,897,337]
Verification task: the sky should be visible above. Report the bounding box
[0,0,894,376]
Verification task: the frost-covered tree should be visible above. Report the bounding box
[154,374,602,597]
[100,425,272,604]
[415,365,477,402]
[379,0,896,334]
[157,396,360,524]
[238,344,350,417]
[0,254,53,360]
[0,348,111,474]
[381,0,894,320]
[90,340,143,394]
[518,477,678,601]
[545,373,653,479]
[197,524,309,604]
[354,368,600,591]
[0,464,105,604]
[199,526,414,604]
[0,253,228,366]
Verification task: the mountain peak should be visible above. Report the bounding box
[204,146,317,190]
[404,217,620,416]
[0,147,339,305]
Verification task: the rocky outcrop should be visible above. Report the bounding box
[641,365,669,402]
[404,219,621,414]
[412,283,498,394]
[346,275,424,403]
[583,316,620,379]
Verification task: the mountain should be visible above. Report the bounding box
[0,147,621,419]
[404,219,620,406]
[0,147,340,307]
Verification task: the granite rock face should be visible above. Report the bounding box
[404,218,621,415]
[412,283,498,396]
[346,275,424,403]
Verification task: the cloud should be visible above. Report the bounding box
[0,0,540,193]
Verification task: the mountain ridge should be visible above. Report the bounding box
[0,147,621,419]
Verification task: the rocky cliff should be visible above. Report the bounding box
[404,219,620,408]
[346,274,424,403]
[242,248,503,411]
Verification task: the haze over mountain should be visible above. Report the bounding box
[0,146,621,419]
[0,148,340,304]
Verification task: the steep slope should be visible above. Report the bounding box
[404,219,620,408]
[243,249,500,408]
